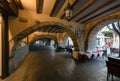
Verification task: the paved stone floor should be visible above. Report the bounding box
[1,47,120,81]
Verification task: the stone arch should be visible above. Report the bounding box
[10,21,79,51]
[29,34,59,48]
[85,12,120,51]
[87,19,120,51]
[63,34,69,46]
[63,34,74,46]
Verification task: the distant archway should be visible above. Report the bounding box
[85,12,120,51]
[87,19,120,51]
[29,34,58,48]
[63,34,74,46]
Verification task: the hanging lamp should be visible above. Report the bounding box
[64,0,72,20]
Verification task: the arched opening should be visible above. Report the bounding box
[29,34,58,48]
[9,21,79,74]
[29,37,57,51]
[9,21,79,52]
[63,34,74,51]
[66,37,74,47]
[87,20,120,57]
[96,27,115,48]
[64,35,74,46]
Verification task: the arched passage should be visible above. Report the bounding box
[63,34,74,46]
[9,21,79,73]
[84,12,120,51]
[87,19,120,51]
[10,21,79,52]
[29,34,59,48]
[63,35,70,46]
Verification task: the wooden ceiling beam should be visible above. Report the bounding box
[50,0,66,17]
[54,27,65,33]
[58,29,65,33]
[54,29,62,33]
[41,26,54,32]
[69,0,95,21]
[36,0,40,13]
[42,27,48,32]
[38,27,45,32]
[0,1,11,14]
[14,0,24,9]
[76,0,116,22]
[50,0,58,16]
[49,27,59,33]
[45,27,53,33]
[36,0,44,14]
[52,28,61,33]
[0,0,18,16]
[81,3,120,23]
[47,27,56,33]
[0,3,6,14]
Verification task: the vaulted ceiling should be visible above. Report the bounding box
[0,0,120,24]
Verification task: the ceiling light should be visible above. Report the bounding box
[64,0,72,20]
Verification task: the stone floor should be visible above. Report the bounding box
[1,46,120,81]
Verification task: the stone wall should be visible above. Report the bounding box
[9,46,29,73]
[85,11,120,51]
[69,22,85,51]
[87,25,103,51]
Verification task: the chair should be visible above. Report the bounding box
[82,54,89,61]
[108,57,120,64]
[106,61,120,81]
[90,54,95,60]
[78,54,83,61]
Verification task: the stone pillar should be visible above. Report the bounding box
[87,32,97,52]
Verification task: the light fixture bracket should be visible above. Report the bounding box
[64,0,72,20]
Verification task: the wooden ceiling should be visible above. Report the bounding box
[0,0,120,24]
[1,0,120,34]
[38,25,66,33]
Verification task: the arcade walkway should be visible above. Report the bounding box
[1,46,120,81]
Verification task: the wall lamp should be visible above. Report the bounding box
[64,0,72,20]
